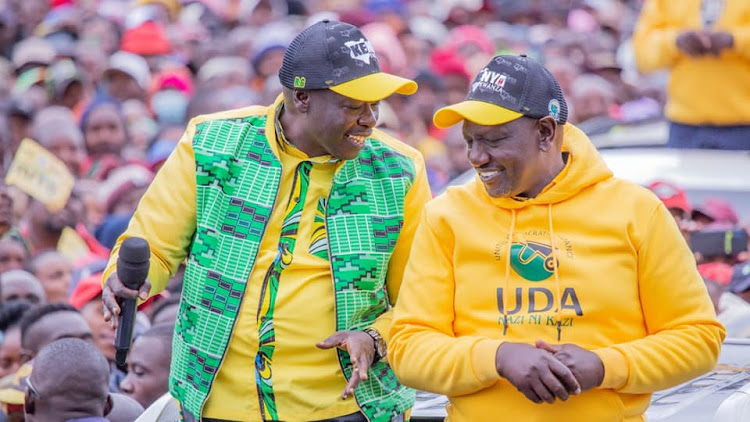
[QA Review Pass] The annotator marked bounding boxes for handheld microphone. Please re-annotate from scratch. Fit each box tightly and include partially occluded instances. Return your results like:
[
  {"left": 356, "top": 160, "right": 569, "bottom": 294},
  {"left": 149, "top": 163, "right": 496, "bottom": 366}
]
[{"left": 115, "top": 237, "right": 150, "bottom": 370}]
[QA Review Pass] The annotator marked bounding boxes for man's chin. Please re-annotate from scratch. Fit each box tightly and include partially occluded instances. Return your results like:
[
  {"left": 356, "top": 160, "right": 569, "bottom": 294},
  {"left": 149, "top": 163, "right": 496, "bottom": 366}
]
[
  {"left": 333, "top": 149, "right": 361, "bottom": 161},
  {"left": 483, "top": 183, "right": 512, "bottom": 199}
]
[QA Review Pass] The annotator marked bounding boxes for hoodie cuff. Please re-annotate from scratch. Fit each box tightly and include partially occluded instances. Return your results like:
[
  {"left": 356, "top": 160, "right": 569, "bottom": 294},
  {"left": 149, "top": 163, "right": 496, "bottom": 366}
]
[
  {"left": 471, "top": 339, "right": 503, "bottom": 385},
  {"left": 592, "top": 347, "right": 629, "bottom": 390}
]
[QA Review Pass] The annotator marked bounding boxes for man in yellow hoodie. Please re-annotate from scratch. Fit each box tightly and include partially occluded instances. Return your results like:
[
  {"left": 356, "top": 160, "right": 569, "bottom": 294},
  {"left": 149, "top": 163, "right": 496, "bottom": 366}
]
[
  {"left": 633, "top": 0, "right": 750, "bottom": 149},
  {"left": 389, "top": 55, "right": 726, "bottom": 421}
]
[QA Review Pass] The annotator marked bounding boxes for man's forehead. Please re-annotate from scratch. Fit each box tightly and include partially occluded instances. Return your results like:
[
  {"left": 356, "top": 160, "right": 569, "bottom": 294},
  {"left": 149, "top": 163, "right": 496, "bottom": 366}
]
[
  {"left": 462, "top": 120, "right": 512, "bottom": 137},
  {"left": 465, "top": 116, "right": 536, "bottom": 136}
]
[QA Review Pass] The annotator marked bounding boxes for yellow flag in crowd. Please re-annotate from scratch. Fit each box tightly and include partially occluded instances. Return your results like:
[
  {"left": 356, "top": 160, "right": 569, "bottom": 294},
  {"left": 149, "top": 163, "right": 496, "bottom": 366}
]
[
  {"left": 4, "top": 138, "right": 75, "bottom": 212},
  {"left": 57, "top": 226, "right": 90, "bottom": 262}
]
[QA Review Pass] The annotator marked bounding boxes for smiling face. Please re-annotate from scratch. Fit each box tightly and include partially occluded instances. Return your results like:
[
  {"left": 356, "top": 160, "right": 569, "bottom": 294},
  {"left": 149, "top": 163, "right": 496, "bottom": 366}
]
[
  {"left": 463, "top": 117, "right": 556, "bottom": 198},
  {"left": 294, "top": 89, "right": 379, "bottom": 161}
]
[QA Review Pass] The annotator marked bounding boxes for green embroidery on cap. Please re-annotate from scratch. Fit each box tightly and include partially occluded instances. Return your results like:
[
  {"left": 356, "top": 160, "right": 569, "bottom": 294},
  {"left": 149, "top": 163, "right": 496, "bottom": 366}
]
[{"left": 294, "top": 76, "right": 306, "bottom": 88}]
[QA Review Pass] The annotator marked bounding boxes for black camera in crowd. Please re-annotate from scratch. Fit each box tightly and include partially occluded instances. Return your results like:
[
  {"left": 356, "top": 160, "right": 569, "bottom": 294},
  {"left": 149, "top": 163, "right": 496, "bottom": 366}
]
[{"left": 690, "top": 228, "right": 749, "bottom": 258}]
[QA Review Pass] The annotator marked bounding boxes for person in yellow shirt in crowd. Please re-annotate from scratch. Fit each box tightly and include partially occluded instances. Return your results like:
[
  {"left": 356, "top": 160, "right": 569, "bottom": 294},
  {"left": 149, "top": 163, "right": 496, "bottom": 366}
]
[
  {"left": 389, "top": 55, "right": 726, "bottom": 421},
  {"left": 633, "top": 0, "right": 750, "bottom": 149},
  {"left": 101, "top": 20, "right": 431, "bottom": 422}
]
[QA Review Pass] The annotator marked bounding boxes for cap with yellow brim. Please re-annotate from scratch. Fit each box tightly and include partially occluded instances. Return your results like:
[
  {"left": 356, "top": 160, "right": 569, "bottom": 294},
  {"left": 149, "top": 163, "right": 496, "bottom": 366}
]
[
  {"left": 432, "top": 54, "right": 569, "bottom": 130},
  {"left": 279, "top": 20, "right": 419, "bottom": 102},
  {"left": 433, "top": 100, "right": 523, "bottom": 129},
  {"left": 330, "top": 72, "right": 418, "bottom": 102}
]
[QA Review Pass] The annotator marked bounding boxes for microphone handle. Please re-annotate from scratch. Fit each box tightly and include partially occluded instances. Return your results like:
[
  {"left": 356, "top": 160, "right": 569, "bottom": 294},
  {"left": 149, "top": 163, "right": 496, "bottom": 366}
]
[{"left": 115, "top": 297, "right": 138, "bottom": 370}]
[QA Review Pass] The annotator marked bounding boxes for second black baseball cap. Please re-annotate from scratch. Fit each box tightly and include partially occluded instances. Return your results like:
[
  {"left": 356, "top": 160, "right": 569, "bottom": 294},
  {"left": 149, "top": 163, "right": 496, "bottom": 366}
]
[
  {"left": 433, "top": 55, "right": 568, "bottom": 128},
  {"left": 278, "top": 20, "right": 417, "bottom": 102}
]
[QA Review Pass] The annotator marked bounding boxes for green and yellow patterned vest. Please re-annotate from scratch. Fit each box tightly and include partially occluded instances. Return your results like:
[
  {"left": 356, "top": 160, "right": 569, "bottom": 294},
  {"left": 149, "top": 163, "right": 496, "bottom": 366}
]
[{"left": 170, "top": 113, "right": 416, "bottom": 422}]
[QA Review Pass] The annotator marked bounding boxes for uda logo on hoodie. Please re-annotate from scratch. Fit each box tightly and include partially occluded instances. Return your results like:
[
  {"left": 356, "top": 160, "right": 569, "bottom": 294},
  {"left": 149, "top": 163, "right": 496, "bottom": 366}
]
[{"left": 510, "top": 241, "right": 557, "bottom": 281}]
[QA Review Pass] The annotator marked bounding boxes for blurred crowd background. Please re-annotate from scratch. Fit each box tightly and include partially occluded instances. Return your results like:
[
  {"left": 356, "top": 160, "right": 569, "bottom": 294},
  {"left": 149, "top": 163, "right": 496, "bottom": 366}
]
[{"left": 0, "top": 0, "right": 747, "bottom": 420}]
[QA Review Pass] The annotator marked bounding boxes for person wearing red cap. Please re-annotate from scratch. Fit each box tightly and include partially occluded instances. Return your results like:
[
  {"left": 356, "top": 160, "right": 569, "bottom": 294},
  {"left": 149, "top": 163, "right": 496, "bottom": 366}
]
[
  {"left": 70, "top": 274, "right": 117, "bottom": 374},
  {"left": 692, "top": 198, "right": 740, "bottom": 229},
  {"left": 120, "top": 22, "right": 171, "bottom": 64},
  {"left": 647, "top": 180, "right": 693, "bottom": 240},
  {"left": 70, "top": 273, "right": 150, "bottom": 394}
]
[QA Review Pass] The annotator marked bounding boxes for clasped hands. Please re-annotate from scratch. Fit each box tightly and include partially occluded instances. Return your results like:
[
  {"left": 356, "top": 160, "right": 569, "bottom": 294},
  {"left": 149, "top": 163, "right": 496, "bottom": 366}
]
[
  {"left": 676, "top": 30, "right": 734, "bottom": 57},
  {"left": 495, "top": 340, "right": 604, "bottom": 405}
]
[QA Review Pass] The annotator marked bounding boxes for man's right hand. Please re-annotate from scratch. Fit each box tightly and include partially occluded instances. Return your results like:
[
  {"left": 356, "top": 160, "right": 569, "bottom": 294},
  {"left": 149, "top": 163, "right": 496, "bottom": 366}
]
[
  {"left": 676, "top": 30, "right": 712, "bottom": 57},
  {"left": 495, "top": 342, "right": 581, "bottom": 404},
  {"left": 102, "top": 273, "right": 151, "bottom": 329}
]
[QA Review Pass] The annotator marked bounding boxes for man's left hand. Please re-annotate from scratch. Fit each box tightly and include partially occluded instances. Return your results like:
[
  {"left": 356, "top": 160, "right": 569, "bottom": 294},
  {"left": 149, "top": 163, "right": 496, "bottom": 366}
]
[
  {"left": 317, "top": 331, "right": 375, "bottom": 399},
  {"left": 536, "top": 340, "right": 605, "bottom": 392}
]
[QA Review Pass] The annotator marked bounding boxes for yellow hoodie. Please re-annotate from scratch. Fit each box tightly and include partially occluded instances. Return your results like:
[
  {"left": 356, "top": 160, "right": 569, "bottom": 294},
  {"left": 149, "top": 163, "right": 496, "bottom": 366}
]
[
  {"left": 389, "top": 125, "right": 725, "bottom": 422},
  {"left": 633, "top": 0, "right": 750, "bottom": 125}
]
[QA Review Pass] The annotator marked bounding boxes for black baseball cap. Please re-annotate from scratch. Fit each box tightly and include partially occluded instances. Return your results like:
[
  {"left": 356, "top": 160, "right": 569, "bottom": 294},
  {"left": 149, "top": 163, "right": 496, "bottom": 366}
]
[
  {"left": 433, "top": 54, "right": 568, "bottom": 128},
  {"left": 278, "top": 19, "right": 417, "bottom": 102}
]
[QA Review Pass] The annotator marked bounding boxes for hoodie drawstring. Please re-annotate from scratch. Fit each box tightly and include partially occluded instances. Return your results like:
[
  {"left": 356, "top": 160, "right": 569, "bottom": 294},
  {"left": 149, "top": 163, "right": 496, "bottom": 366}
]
[
  {"left": 548, "top": 203, "right": 563, "bottom": 341},
  {"left": 502, "top": 209, "right": 517, "bottom": 336}
]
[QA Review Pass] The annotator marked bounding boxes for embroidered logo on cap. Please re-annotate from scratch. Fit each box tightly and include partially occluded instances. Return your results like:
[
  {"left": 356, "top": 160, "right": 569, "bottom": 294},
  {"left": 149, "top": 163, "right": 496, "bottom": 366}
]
[
  {"left": 548, "top": 99, "right": 560, "bottom": 120},
  {"left": 344, "top": 38, "right": 376, "bottom": 65},
  {"left": 294, "top": 76, "right": 306, "bottom": 88}
]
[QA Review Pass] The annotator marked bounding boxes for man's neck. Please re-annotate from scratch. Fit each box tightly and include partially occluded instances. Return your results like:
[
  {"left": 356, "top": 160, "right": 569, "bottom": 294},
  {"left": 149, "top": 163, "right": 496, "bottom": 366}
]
[
  {"left": 523, "top": 154, "right": 567, "bottom": 199},
  {"left": 278, "top": 104, "right": 319, "bottom": 157}
]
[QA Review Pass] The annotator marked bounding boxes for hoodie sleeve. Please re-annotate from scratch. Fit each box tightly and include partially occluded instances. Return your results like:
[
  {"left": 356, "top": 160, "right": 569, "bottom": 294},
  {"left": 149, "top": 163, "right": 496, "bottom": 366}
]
[
  {"left": 730, "top": 18, "right": 750, "bottom": 61},
  {"left": 593, "top": 203, "right": 726, "bottom": 393},
  {"left": 102, "top": 120, "right": 198, "bottom": 295},
  {"left": 632, "top": 0, "right": 683, "bottom": 73},
  {"left": 369, "top": 152, "right": 433, "bottom": 343},
  {"left": 389, "top": 207, "right": 503, "bottom": 396}
]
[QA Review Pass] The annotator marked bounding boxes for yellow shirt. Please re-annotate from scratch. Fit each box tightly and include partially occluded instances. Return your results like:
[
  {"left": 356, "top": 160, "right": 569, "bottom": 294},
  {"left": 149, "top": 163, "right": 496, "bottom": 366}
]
[{"left": 203, "top": 135, "right": 359, "bottom": 421}]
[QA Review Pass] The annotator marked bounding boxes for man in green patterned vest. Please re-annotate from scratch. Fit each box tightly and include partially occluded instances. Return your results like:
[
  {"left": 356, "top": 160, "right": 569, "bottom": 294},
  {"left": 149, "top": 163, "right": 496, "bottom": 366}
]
[{"left": 101, "top": 20, "right": 432, "bottom": 422}]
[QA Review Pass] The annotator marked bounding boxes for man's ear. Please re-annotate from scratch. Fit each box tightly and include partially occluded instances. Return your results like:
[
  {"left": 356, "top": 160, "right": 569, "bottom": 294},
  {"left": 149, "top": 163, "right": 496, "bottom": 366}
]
[
  {"left": 292, "top": 89, "right": 311, "bottom": 113},
  {"left": 537, "top": 116, "right": 558, "bottom": 152},
  {"left": 103, "top": 394, "right": 113, "bottom": 416}
]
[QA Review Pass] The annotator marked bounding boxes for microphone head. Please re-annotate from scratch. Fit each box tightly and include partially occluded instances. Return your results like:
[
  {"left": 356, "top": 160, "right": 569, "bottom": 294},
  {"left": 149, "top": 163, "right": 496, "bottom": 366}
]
[
  {"left": 119, "top": 237, "right": 151, "bottom": 264},
  {"left": 117, "top": 237, "right": 150, "bottom": 290}
]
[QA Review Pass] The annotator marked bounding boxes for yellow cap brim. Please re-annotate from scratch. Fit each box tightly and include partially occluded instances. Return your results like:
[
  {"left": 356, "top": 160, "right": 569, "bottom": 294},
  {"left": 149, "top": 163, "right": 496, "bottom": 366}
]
[
  {"left": 0, "top": 388, "right": 23, "bottom": 405},
  {"left": 330, "top": 72, "right": 418, "bottom": 102},
  {"left": 433, "top": 100, "right": 523, "bottom": 129}
]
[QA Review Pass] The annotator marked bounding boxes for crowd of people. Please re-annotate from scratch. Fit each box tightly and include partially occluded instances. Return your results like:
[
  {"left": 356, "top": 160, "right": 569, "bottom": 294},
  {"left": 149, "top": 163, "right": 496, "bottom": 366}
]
[
  {"left": 0, "top": 0, "right": 746, "bottom": 421},
  {"left": 0, "top": 0, "right": 671, "bottom": 196}
]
